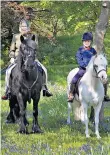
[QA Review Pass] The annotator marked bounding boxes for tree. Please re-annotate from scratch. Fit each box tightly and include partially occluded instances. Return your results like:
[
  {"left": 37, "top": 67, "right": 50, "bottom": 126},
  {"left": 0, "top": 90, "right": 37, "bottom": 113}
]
[
  {"left": 93, "top": 1, "right": 110, "bottom": 53},
  {"left": 90, "top": 1, "right": 110, "bottom": 122}
]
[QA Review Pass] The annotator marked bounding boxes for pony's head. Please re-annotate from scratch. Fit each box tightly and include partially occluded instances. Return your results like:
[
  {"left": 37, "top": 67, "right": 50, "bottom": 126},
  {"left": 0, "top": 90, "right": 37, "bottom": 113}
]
[
  {"left": 93, "top": 53, "right": 108, "bottom": 84},
  {"left": 19, "top": 35, "right": 37, "bottom": 72}
]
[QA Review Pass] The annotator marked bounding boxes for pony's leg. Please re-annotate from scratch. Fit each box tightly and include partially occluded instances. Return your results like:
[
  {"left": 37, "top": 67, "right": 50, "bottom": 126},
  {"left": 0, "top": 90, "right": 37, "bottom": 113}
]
[
  {"left": 17, "top": 93, "right": 27, "bottom": 133},
  {"left": 94, "top": 103, "right": 102, "bottom": 139},
  {"left": 67, "top": 102, "right": 72, "bottom": 124},
  {"left": 13, "top": 103, "right": 20, "bottom": 120},
  {"left": 6, "top": 97, "right": 15, "bottom": 123},
  {"left": 32, "top": 95, "right": 43, "bottom": 133},
  {"left": 83, "top": 103, "right": 90, "bottom": 138},
  {"left": 23, "top": 102, "right": 29, "bottom": 126},
  {"left": 67, "top": 84, "right": 73, "bottom": 124}
]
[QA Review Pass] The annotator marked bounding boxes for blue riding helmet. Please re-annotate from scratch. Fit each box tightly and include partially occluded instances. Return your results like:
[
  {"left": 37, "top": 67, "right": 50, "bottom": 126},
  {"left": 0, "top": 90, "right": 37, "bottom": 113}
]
[{"left": 82, "top": 32, "right": 93, "bottom": 41}]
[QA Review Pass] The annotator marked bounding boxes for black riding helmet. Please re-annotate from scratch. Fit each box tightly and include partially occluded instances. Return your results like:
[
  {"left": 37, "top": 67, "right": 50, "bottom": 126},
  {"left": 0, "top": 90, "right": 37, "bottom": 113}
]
[{"left": 82, "top": 32, "right": 93, "bottom": 41}]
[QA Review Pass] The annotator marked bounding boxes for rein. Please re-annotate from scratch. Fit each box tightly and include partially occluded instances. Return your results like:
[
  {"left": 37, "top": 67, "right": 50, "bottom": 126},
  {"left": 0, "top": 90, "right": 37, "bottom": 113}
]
[{"left": 93, "top": 56, "right": 107, "bottom": 78}]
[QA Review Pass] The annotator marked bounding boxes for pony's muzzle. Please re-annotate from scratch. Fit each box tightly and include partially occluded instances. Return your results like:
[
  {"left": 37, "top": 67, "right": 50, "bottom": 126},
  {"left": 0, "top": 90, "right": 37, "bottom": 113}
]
[
  {"left": 98, "top": 70, "right": 107, "bottom": 84},
  {"left": 102, "top": 77, "right": 108, "bottom": 84},
  {"left": 100, "top": 75, "right": 108, "bottom": 84}
]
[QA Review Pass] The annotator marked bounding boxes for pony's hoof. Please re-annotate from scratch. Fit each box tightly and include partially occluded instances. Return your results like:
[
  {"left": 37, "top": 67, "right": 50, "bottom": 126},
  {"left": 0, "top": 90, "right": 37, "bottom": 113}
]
[
  {"left": 96, "top": 135, "right": 101, "bottom": 139},
  {"left": 17, "top": 129, "right": 29, "bottom": 134},
  {"left": 67, "top": 120, "right": 71, "bottom": 125},
  {"left": 5, "top": 119, "right": 15, "bottom": 124},
  {"left": 32, "top": 128, "right": 43, "bottom": 134},
  {"left": 24, "top": 120, "right": 29, "bottom": 126},
  {"left": 86, "top": 135, "right": 90, "bottom": 138}
]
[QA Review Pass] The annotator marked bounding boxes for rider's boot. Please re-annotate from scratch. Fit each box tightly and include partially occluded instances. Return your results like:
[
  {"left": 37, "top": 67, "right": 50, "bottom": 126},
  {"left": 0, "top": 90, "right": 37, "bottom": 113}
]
[
  {"left": 1, "top": 87, "right": 10, "bottom": 100},
  {"left": 67, "top": 83, "right": 75, "bottom": 102},
  {"left": 43, "top": 85, "right": 53, "bottom": 97},
  {"left": 104, "top": 95, "right": 110, "bottom": 102},
  {"left": 1, "top": 94, "right": 8, "bottom": 100}
]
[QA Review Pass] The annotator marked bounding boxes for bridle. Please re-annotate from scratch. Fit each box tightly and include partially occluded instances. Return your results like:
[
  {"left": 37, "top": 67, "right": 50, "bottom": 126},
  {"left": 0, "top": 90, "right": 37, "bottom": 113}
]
[
  {"left": 93, "top": 57, "right": 107, "bottom": 78},
  {"left": 20, "top": 44, "right": 36, "bottom": 70},
  {"left": 19, "top": 44, "right": 38, "bottom": 103},
  {"left": 21, "top": 46, "right": 36, "bottom": 61}
]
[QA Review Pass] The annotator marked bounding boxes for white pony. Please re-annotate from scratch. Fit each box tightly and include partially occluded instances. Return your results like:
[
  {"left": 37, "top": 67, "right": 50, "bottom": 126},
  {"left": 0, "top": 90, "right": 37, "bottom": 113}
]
[{"left": 67, "top": 54, "right": 107, "bottom": 138}]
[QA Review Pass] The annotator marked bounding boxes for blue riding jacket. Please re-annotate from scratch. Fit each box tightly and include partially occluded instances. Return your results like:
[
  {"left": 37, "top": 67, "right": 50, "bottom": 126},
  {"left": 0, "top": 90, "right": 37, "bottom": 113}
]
[{"left": 76, "top": 46, "right": 96, "bottom": 69}]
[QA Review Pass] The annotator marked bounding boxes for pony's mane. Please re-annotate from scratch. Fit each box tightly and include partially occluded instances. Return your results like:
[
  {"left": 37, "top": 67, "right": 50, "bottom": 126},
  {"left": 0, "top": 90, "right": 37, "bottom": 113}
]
[
  {"left": 86, "top": 55, "right": 96, "bottom": 70},
  {"left": 97, "top": 53, "right": 107, "bottom": 65},
  {"left": 17, "top": 46, "right": 24, "bottom": 71},
  {"left": 86, "top": 53, "right": 107, "bottom": 71}
]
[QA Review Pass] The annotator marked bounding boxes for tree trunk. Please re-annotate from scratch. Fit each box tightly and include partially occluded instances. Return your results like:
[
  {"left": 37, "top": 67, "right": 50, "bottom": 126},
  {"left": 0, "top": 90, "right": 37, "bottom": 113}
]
[
  {"left": 93, "top": 1, "right": 110, "bottom": 53},
  {"left": 91, "top": 1, "right": 110, "bottom": 122}
]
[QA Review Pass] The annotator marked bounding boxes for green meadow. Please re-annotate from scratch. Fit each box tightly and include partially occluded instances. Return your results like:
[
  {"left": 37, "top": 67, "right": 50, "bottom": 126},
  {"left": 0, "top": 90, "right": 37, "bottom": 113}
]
[{"left": 1, "top": 82, "right": 110, "bottom": 155}]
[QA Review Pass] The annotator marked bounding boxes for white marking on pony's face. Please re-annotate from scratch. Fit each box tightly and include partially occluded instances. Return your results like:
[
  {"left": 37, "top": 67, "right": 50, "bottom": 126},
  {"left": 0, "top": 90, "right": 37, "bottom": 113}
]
[
  {"left": 94, "top": 54, "right": 108, "bottom": 84},
  {"left": 94, "top": 54, "right": 107, "bottom": 67}
]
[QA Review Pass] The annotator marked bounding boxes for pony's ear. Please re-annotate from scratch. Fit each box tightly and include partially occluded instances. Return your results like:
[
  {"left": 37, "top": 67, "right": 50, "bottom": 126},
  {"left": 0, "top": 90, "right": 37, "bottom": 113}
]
[
  {"left": 20, "top": 35, "right": 24, "bottom": 43},
  {"left": 31, "top": 35, "right": 35, "bottom": 41}
]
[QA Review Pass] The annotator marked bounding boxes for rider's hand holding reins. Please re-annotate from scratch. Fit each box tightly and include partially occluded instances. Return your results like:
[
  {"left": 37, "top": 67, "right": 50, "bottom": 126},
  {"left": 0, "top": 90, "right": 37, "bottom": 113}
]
[{"left": 10, "top": 58, "right": 15, "bottom": 64}]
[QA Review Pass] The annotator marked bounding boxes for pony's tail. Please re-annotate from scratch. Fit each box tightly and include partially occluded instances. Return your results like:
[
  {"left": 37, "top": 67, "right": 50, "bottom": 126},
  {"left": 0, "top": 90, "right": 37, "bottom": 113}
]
[{"left": 72, "top": 100, "right": 84, "bottom": 122}]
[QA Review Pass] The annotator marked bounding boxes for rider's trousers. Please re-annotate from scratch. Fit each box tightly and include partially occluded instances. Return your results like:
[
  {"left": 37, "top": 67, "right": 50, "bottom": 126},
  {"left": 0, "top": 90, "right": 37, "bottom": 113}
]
[{"left": 71, "top": 67, "right": 86, "bottom": 84}]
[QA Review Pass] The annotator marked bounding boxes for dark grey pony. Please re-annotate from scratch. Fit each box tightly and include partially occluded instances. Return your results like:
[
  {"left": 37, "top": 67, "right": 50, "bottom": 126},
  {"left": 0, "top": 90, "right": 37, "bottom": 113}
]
[{"left": 7, "top": 35, "right": 44, "bottom": 134}]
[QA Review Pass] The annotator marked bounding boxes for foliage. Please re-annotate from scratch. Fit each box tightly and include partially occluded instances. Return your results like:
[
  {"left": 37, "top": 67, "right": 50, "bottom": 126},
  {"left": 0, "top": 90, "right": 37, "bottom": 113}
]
[
  {"left": 22, "top": 1, "right": 101, "bottom": 36},
  {"left": 1, "top": 1, "right": 102, "bottom": 38},
  {"left": 2, "top": 1, "right": 109, "bottom": 68}
]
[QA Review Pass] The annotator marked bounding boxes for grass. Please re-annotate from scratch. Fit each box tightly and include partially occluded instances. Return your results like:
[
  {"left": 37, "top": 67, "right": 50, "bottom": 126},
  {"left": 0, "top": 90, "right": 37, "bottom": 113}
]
[{"left": 1, "top": 80, "right": 110, "bottom": 155}]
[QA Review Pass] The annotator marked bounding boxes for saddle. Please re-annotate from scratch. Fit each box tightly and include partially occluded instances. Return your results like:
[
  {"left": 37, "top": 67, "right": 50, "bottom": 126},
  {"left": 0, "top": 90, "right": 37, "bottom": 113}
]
[
  {"left": 36, "top": 63, "right": 43, "bottom": 74},
  {"left": 74, "top": 77, "right": 82, "bottom": 97}
]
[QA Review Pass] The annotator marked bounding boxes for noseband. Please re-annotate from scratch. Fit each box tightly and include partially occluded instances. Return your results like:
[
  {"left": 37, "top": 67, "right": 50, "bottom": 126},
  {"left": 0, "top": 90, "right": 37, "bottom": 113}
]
[
  {"left": 93, "top": 64, "right": 107, "bottom": 78},
  {"left": 22, "top": 49, "right": 35, "bottom": 61}
]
